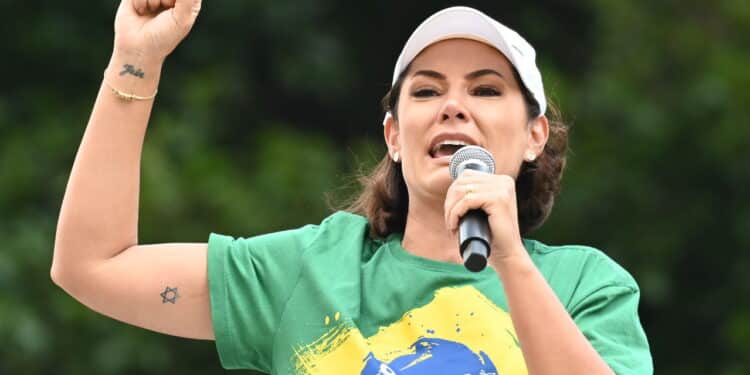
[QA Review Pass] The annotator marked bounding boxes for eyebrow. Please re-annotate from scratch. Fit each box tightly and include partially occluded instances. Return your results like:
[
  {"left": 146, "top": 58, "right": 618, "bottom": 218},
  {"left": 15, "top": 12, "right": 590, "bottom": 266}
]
[{"left": 411, "top": 69, "right": 506, "bottom": 81}]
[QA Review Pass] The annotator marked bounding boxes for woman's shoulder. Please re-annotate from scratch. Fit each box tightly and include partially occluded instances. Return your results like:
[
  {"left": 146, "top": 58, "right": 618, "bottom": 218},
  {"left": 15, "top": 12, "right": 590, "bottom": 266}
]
[
  {"left": 312, "top": 210, "right": 371, "bottom": 240},
  {"left": 523, "top": 238, "right": 640, "bottom": 292},
  {"left": 296, "top": 210, "right": 382, "bottom": 256},
  {"left": 211, "top": 211, "right": 371, "bottom": 254},
  {"left": 319, "top": 210, "right": 369, "bottom": 227}
]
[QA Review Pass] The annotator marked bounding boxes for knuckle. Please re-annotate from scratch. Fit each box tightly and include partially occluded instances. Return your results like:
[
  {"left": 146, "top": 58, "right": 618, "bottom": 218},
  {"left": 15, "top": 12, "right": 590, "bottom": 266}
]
[
  {"left": 497, "top": 190, "right": 509, "bottom": 200},
  {"left": 498, "top": 185, "right": 512, "bottom": 197},
  {"left": 501, "top": 175, "right": 515, "bottom": 185}
]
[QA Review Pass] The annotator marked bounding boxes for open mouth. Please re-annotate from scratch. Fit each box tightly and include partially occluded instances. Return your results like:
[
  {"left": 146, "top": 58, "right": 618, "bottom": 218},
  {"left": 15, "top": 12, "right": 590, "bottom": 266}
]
[{"left": 429, "top": 142, "right": 469, "bottom": 158}]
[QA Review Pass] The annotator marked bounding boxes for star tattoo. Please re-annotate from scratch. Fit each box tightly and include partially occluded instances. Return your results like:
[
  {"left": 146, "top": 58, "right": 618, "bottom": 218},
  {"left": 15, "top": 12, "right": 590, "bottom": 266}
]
[{"left": 160, "top": 286, "right": 180, "bottom": 304}]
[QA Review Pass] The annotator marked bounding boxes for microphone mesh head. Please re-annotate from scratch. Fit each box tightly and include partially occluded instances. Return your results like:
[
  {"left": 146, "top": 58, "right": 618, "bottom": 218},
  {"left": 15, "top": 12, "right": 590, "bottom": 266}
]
[{"left": 449, "top": 146, "right": 496, "bottom": 180}]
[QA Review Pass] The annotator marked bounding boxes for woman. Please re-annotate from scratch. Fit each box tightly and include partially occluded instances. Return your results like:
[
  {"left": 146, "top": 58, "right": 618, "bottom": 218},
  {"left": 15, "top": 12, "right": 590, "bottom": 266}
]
[{"left": 51, "top": 0, "right": 652, "bottom": 374}]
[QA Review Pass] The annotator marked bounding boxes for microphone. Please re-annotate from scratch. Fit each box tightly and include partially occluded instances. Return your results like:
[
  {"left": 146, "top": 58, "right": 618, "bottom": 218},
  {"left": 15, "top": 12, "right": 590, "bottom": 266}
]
[{"left": 449, "top": 146, "right": 496, "bottom": 272}]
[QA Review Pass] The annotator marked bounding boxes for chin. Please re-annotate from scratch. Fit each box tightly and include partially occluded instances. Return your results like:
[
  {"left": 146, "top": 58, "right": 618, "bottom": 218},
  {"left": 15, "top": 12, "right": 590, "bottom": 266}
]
[
  {"left": 404, "top": 157, "right": 453, "bottom": 200},
  {"left": 425, "top": 170, "right": 452, "bottom": 196}
]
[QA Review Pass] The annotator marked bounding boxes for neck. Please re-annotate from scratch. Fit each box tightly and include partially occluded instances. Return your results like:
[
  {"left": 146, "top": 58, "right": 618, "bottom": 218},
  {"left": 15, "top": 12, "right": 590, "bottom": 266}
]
[{"left": 401, "top": 195, "right": 463, "bottom": 264}]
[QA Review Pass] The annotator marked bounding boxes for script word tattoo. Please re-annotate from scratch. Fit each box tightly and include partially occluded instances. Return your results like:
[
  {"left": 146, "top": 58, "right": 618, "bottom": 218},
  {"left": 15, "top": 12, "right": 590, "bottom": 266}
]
[
  {"left": 160, "top": 286, "right": 180, "bottom": 304},
  {"left": 120, "top": 64, "right": 145, "bottom": 78}
]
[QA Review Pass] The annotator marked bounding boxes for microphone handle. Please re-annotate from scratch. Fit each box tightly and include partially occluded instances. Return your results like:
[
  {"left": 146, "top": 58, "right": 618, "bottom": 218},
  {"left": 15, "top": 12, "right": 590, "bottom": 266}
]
[{"left": 459, "top": 209, "right": 491, "bottom": 272}]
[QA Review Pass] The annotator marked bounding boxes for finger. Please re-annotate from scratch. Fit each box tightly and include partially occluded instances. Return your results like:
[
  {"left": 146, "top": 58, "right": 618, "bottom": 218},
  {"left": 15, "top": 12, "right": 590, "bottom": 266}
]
[
  {"left": 161, "top": 0, "right": 176, "bottom": 7},
  {"left": 447, "top": 190, "right": 488, "bottom": 231},
  {"left": 453, "top": 170, "right": 495, "bottom": 187},
  {"left": 444, "top": 173, "right": 514, "bottom": 229},
  {"left": 445, "top": 182, "right": 483, "bottom": 231},
  {"left": 444, "top": 175, "right": 489, "bottom": 224},
  {"left": 444, "top": 179, "right": 473, "bottom": 228},
  {"left": 447, "top": 181, "right": 477, "bottom": 220},
  {"left": 172, "top": 0, "right": 202, "bottom": 27},
  {"left": 448, "top": 184, "right": 478, "bottom": 230},
  {"left": 449, "top": 183, "right": 516, "bottom": 230},
  {"left": 132, "top": 0, "right": 148, "bottom": 15},
  {"left": 455, "top": 168, "right": 489, "bottom": 180},
  {"left": 457, "top": 173, "right": 516, "bottom": 195},
  {"left": 147, "top": 0, "right": 161, "bottom": 12}
]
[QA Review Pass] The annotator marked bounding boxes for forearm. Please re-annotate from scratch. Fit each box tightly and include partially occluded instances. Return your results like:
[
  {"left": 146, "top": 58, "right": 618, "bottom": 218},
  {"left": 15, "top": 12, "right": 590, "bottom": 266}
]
[
  {"left": 52, "top": 51, "right": 163, "bottom": 278},
  {"left": 493, "top": 247, "right": 614, "bottom": 375}
]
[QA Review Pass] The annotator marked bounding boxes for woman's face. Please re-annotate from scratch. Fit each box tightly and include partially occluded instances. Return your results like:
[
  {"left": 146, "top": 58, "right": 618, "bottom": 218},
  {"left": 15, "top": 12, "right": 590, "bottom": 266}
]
[{"left": 385, "top": 38, "right": 548, "bottom": 203}]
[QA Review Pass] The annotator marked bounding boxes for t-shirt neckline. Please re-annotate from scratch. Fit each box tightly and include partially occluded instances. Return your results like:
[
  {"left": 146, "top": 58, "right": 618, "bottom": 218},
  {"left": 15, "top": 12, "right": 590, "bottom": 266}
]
[{"left": 385, "top": 232, "right": 533, "bottom": 277}]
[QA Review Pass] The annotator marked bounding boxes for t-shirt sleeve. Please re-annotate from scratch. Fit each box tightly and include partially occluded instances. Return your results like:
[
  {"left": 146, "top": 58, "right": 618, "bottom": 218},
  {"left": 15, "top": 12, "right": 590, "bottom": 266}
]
[
  {"left": 567, "top": 252, "right": 653, "bottom": 375},
  {"left": 207, "top": 224, "right": 320, "bottom": 371}
]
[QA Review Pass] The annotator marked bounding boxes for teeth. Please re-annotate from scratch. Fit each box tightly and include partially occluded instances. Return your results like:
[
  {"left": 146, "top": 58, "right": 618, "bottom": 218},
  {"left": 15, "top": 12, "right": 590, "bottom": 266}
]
[
  {"left": 431, "top": 140, "right": 471, "bottom": 155},
  {"left": 440, "top": 140, "right": 469, "bottom": 146}
]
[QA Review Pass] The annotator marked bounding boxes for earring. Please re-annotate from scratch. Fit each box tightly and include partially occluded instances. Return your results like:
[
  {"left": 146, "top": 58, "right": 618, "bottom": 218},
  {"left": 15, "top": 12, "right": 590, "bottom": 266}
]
[
  {"left": 525, "top": 151, "right": 536, "bottom": 162},
  {"left": 393, "top": 151, "right": 400, "bottom": 163}
]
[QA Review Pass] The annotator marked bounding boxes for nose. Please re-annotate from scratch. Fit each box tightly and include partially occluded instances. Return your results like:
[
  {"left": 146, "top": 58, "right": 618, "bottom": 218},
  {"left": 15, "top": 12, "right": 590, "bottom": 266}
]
[{"left": 439, "top": 99, "right": 469, "bottom": 123}]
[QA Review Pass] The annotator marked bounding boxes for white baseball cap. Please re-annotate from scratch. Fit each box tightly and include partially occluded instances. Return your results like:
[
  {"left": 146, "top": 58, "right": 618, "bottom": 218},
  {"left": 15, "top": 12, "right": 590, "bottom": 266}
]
[{"left": 384, "top": 6, "right": 546, "bottom": 124}]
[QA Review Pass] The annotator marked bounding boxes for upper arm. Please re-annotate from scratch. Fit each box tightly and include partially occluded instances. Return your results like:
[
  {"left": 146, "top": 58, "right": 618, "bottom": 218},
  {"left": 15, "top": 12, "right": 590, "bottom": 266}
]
[
  {"left": 57, "top": 243, "right": 215, "bottom": 340},
  {"left": 563, "top": 249, "right": 653, "bottom": 374},
  {"left": 570, "top": 285, "right": 652, "bottom": 375}
]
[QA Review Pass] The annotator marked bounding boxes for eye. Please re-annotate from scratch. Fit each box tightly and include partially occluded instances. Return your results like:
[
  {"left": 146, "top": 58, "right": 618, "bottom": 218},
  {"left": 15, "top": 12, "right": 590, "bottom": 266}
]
[
  {"left": 412, "top": 88, "right": 440, "bottom": 98},
  {"left": 472, "top": 86, "right": 501, "bottom": 97}
]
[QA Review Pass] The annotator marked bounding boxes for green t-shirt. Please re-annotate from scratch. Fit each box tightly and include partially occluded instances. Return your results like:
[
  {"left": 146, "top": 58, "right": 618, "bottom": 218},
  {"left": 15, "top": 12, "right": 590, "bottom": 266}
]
[{"left": 207, "top": 211, "right": 652, "bottom": 374}]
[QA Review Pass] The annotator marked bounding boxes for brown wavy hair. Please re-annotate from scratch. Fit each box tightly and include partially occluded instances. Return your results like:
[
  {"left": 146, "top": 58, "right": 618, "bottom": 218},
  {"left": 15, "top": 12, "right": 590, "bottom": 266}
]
[{"left": 343, "top": 63, "right": 569, "bottom": 239}]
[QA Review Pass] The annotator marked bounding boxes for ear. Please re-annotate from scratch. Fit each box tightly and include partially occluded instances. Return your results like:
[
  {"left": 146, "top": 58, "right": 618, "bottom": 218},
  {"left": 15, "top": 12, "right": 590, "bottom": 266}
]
[
  {"left": 383, "top": 113, "right": 400, "bottom": 157},
  {"left": 526, "top": 115, "right": 550, "bottom": 158}
]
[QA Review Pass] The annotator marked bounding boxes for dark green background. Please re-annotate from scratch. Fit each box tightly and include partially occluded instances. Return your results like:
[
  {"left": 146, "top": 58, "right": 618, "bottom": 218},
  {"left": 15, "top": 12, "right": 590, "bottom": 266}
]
[{"left": 1, "top": 0, "right": 748, "bottom": 374}]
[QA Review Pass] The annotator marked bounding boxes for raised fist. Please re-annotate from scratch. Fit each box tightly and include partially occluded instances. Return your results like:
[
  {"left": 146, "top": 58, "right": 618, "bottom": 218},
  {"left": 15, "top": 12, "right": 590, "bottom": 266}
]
[{"left": 113, "top": 0, "right": 202, "bottom": 61}]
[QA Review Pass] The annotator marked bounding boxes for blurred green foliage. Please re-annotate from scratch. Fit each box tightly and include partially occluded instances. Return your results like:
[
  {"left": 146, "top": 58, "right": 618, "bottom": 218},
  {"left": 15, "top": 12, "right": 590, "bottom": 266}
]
[{"left": 1, "top": 0, "right": 748, "bottom": 374}]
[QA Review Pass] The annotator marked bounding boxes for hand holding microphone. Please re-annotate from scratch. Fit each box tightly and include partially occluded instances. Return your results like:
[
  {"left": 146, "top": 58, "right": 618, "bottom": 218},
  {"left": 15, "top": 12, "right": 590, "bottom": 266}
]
[{"left": 445, "top": 146, "right": 526, "bottom": 272}]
